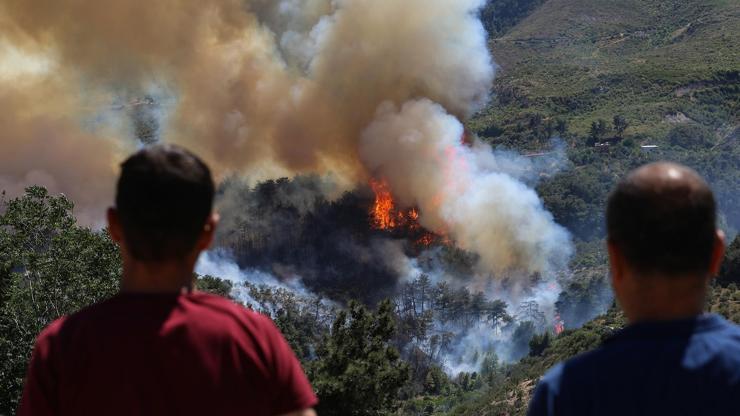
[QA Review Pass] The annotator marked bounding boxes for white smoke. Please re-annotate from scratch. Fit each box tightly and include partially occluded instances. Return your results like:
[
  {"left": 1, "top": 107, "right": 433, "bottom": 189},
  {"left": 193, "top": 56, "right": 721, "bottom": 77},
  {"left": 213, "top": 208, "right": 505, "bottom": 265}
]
[
  {"left": 436, "top": 279, "right": 563, "bottom": 373},
  {"left": 361, "top": 100, "right": 572, "bottom": 276},
  {"left": 196, "top": 250, "right": 322, "bottom": 306},
  {"left": 199, "top": 246, "right": 566, "bottom": 374}
]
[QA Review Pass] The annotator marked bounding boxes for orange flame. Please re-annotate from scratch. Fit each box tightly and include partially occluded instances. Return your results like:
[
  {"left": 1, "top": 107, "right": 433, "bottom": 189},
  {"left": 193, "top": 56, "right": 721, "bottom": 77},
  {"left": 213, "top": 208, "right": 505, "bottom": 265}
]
[
  {"left": 408, "top": 208, "right": 419, "bottom": 221},
  {"left": 416, "top": 234, "right": 436, "bottom": 246},
  {"left": 554, "top": 313, "right": 565, "bottom": 335},
  {"left": 370, "top": 179, "right": 397, "bottom": 229},
  {"left": 369, "top": 178, "right": 446, "bottom": 247}
]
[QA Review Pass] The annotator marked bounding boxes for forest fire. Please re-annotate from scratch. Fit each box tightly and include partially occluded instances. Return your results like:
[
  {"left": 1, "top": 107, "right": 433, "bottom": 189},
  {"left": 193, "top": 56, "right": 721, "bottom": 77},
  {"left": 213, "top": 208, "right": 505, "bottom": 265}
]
[
  {"left": 370, "top": 179, "right": 399, "bottom": 229},
  {"left": 369, "top": 178, "right": 441, "bottom": 246},
  {"left": 554, "top": 313, "right": 565, "bottom": 335},
  {"left": 369, "top": 178, "right": 420, "bottom": 230}
]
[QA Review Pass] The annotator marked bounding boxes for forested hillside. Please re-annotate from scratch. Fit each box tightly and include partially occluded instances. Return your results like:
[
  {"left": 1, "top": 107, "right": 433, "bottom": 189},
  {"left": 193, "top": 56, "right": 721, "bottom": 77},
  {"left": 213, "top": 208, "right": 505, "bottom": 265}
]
[
  {"left": 472, "top": 0, "right": 739, "bottom": 242},
  {"left": 474, "top": 0, "right": 739, "bottom": 140}
]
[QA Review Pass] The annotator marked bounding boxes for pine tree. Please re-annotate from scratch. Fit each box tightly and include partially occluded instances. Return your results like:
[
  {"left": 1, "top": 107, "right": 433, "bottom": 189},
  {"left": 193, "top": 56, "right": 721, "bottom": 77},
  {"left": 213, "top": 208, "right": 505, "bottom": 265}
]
[
  {"left": 308, "top": 300, "right": 410, "bottom": 416},
  {"left": 613, "top": 115, "right": 629, "bottom": 138}
]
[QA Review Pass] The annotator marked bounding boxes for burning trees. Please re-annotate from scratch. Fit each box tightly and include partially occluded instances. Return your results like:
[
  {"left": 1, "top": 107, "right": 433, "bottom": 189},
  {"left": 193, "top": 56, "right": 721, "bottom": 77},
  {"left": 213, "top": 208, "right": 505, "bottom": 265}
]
[{"left": 369, "top": 178, "right": 445, "bottom": 247}]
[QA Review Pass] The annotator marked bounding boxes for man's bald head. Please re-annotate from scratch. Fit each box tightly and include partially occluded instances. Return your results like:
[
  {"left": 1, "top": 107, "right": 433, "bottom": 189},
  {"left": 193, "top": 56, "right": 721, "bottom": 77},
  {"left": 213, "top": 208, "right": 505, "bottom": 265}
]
[{"left": 607, "top": 162, "right": 717, "bottom": 277}]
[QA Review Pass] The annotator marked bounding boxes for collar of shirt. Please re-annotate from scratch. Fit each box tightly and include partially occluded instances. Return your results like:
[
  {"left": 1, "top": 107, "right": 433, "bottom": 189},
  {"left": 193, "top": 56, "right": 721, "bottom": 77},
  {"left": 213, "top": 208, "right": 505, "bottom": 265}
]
[{"left": 604, "top": 313, "right": 726, "bottom": 344}]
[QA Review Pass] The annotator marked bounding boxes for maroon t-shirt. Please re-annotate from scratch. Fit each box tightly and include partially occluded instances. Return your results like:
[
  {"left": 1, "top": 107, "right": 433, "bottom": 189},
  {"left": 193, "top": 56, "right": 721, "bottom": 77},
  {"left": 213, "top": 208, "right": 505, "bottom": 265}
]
[{"left": 18, "top": 292, "right": 317, "bottom": 416}]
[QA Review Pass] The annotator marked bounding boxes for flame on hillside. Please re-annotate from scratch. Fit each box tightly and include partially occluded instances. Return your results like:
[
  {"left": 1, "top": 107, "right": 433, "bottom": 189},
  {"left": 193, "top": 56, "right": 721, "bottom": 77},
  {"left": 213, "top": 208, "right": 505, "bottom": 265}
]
[
  {"left": 554, "top": 313, "right": 565, "bottom": 335},
  {"left": 370, "top": 179, "right": 423, "bottom": 230},
  {"left": 370, "top": 179, "right": 399, "bottom": 229},
  {"left": 370, "top": 178, "right": 444, "bottom": 246}
]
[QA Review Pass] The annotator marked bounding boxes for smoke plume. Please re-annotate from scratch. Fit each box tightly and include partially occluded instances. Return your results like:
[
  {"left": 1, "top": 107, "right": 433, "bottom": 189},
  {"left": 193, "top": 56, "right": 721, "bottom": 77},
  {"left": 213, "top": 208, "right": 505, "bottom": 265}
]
[
  {"left": 0, "top": 0, "right": 571, "bottom": 275},
  {"left": 360, "top": 100, "right": 571, "bottom": 275}
]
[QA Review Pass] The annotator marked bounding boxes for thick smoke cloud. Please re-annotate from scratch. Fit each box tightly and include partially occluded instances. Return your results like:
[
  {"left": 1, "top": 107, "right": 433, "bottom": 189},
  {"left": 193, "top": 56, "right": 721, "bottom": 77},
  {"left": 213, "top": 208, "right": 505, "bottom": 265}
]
[
  {"left": 0, "top": 0, "right": 491, "bottom": 179},
  {"left": 0, "top": 0, "right": 571, "bottom": 275},
  {"left": 360, "top": 100, "right": 572, "bottom": 275},
  {"left": 0, "top": 74, "right": 128, "bottom": 223}
]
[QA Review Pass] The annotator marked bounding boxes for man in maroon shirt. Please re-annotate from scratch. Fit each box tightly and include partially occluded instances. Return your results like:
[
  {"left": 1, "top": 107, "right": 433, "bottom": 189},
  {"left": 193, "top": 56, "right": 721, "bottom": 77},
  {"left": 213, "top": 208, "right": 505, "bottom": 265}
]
[{"left": 19, "top": 145, "right": 318, "bottom": 416}]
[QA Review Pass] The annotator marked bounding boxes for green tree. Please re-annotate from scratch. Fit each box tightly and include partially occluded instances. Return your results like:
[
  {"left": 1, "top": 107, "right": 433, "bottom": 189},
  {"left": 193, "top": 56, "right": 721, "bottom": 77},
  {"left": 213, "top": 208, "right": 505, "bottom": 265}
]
[
  {"left": 667, "top": 124, "right": 715, "bottom": 149},
  {"left": 195, "top": 275, "right": 233, "bottom": 298},
  {"left": 555, "top": 118, "right": 568, "bottom": 136},
  {"left": 613, "top": 115, "right": 629, "bottom": 138},
  {"left": 308, "top": 300, "right": 410, "bottom": 416},
  {"left": 528, "top": 332, "right": 551, "bottom": 357},
  {"left": 479, "top": 0, "right": 547, "bottom": 37},
  {"left": 245, "top": 282, "right": 332, "bottom": 362},
  {"left": 718, "top": 236, "right": 740, "bottom": 286},
  {"left": 423, "top": 365, "right": 449, "bottom": 395},
  {"left": 543, "top": 118, "right": 556, "bottom": 139},
  {"left": 509, "top": 321, "right": 536, "bottom": 360},
  {"left": 486, "top": 299, "right": 513, "bottom": 331},
  {"left": 480, "top": 352, "right": 503, "bottom": 386},
  {"left": 589, "top": 119, "right": 610, "bottom": 143},
  {"left": 0, "top": 187, "right": 121, "bottom": 413}
]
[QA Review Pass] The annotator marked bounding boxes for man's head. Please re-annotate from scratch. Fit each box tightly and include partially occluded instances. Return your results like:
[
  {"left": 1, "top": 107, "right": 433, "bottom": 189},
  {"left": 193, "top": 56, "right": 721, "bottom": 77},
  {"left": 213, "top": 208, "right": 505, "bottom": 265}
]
[
  {"left": 606, "top": 162, "right": 725, "bottom": 321},
  {"left": 108, "top": 145, "right": 217, "bottom": 266}
]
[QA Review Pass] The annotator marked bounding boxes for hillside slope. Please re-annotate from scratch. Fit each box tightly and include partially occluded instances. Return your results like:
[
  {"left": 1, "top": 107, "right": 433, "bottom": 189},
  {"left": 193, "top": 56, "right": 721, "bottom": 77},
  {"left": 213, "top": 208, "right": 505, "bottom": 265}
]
[
  {"left": 472, "top": 0, "right": 739, "bottom": 140},
  {"left": 467, "top": 0, "right": 740, "bottom": 244}
]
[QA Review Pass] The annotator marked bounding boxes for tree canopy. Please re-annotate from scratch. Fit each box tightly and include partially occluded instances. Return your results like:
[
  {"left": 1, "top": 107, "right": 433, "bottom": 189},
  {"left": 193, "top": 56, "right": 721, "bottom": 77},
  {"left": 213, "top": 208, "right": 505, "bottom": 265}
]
[{"left": 0, "top": 187, "right": 121, "bottom": 413}]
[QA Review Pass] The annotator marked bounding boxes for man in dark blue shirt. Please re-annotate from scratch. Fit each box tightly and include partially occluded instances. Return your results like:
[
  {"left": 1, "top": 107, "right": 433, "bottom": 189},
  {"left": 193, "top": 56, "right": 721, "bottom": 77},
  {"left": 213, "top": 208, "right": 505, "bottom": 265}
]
[{"left": 528, "top": 162, "right": 740, "bottom": 416}]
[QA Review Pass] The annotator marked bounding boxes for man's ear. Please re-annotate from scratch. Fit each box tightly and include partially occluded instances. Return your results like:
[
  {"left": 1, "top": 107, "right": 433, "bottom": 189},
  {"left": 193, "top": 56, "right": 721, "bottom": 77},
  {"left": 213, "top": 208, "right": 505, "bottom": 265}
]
[
  {"left": 708, "top": 229, "right": 726, "bottom": 279},
  {"left": 107, "top": 207, "right": 124, "bottom": 244},
  {"left": 196, "top": 212, "right": 220, "bottom": 252}
]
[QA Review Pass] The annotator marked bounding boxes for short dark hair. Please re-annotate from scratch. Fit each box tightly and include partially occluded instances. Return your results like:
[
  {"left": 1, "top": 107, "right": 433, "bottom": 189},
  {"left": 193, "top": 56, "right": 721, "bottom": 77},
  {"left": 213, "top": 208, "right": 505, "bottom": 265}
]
[
  {"left": 115, "top": 144, "right": 215, "bottom": 261},
  {"left": 606, "top": 163, "right": 717, "bottom": 276}
]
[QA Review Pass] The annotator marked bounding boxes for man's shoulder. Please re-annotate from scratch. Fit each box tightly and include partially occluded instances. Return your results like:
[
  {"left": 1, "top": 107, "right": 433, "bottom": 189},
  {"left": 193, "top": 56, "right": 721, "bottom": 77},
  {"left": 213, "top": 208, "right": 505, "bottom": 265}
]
[
  {"left": 538, "top": 345, "right": 606, "bottom": 390},
  {"left": 34, "top": 296, "right": 121, "bottom": 343},
  {"left": 39, "top": 292, "right": 275, "bottom": 342},
  {"left": 539, "top": 315, "right": 740, "bottom": 390},
  {"left": 710, "top": 315, "right": 740, "bottom": 339},
  {"left": 528, "top": 349, "right": 606, "bottom": 416},
  {"left": 692, "top": 315, "right": 740, "bottom": 367},
  {"left": 186, "top": 292, "right": 270, "bottom": 322},
  {"left": 180, "top": 292, "right": 282, "bottom": 337},
  {"left": 709, "top": 316, "right": 740, "bottom": 344},
  {"left": 34, "top": 315, "right": 70, "bottom": 347}
]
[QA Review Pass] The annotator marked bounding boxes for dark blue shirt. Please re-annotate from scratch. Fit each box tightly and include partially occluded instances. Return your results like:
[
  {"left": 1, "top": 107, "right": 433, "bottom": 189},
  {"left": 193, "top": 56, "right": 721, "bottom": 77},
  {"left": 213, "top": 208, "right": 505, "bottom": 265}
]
[{"left": 528, "top": 314, "right": 740, "bottom": 416}]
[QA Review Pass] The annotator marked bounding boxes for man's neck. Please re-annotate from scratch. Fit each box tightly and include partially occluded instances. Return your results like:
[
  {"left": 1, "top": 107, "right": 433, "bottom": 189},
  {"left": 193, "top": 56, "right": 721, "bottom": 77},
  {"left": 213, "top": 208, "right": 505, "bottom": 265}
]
[
  {"left": 120, "top": 258, "right": 195, "bottom": 294},
  {"left": 624, "top": 274, "right": 709, "bottom": 324}
]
